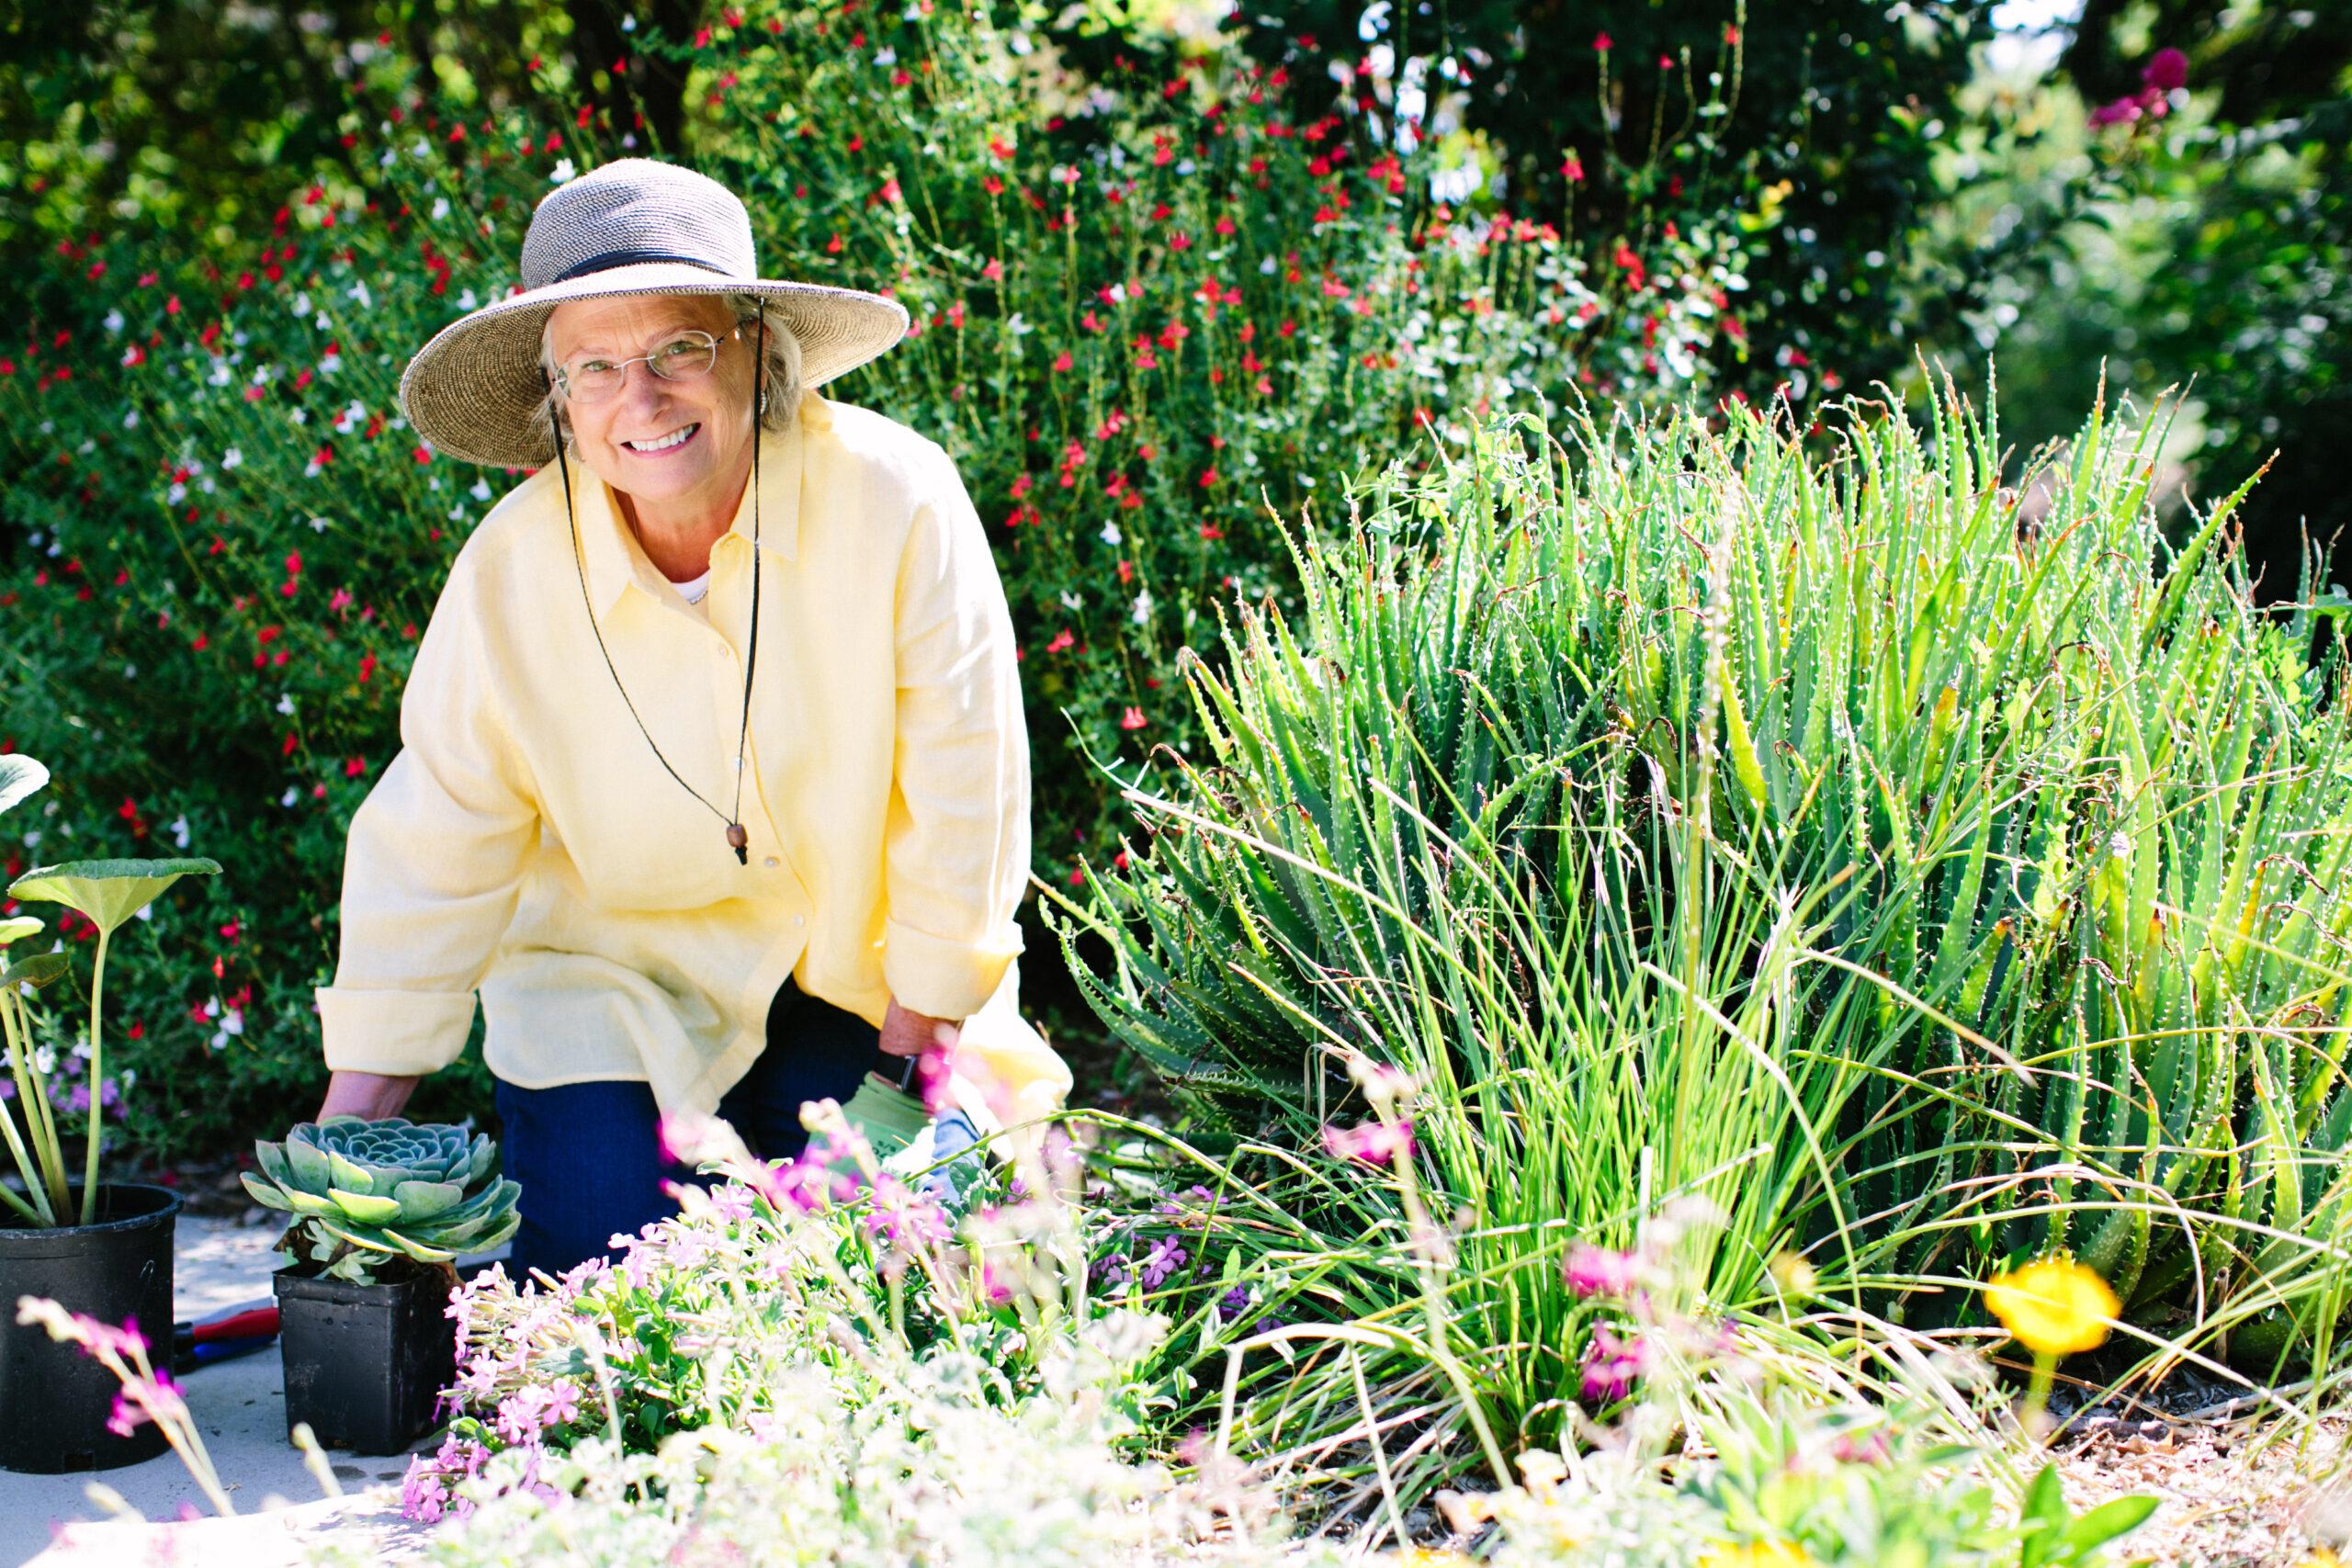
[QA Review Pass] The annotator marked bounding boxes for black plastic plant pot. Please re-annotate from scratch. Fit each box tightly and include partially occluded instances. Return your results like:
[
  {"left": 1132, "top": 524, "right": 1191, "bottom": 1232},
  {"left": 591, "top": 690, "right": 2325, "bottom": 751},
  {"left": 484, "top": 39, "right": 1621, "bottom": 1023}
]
[
  {"left": 274, "top": 1265, "right": 458, "bottom": 1454},
  {"left": 0, "top": 1182, "right": 181, "bottom": 1474}
]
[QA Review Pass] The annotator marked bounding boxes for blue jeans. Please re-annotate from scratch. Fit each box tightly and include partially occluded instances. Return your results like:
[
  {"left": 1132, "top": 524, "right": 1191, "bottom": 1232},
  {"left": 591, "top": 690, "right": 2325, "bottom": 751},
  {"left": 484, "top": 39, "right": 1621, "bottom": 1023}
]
[{"left": 494, "top": 975, "right": 888, "bottom": 1281}]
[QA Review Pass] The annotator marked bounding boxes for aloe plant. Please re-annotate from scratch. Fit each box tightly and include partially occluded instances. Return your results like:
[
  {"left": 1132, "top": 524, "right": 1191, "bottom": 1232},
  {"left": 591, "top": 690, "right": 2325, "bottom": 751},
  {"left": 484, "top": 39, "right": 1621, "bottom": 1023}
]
[
  {"left": 1, "top": 758, "right": 220, "bottom": 1226},
  {"left": 1046, "top": 378, "right": 2352, "bottom": 1508},
  {"left": 243, "top": 1115, "right": 520, "bottom": 1283}
]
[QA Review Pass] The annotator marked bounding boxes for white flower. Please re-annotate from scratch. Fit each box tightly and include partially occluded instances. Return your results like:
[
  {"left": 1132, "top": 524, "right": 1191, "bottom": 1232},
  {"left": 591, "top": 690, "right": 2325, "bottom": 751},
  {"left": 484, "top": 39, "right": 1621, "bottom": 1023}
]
[
  {"left": 1107, "top": 282, "right": 1127, "bottom": 304},
  {"left": 469, "top": 478, "right": 493, "bottom": 501},
  {"left": 277, "top": 693, "right": 296, "bottom": 716},
  {"left": 431, "top": 196, "right": 450, "bottom": 221},
  {"left": 124, "top": 409, "right": 141, "bottom": 429},
  {"left": 133, "top": 899, "right": 151, "bottom": 921},
  {"left": 549, "top": 158, "right": 577, "bottom": 184},
  {"left": 411, "top": 137, "right": 430, "bottom": 159},
  {"left": 457, "top": 288, "right": 479, "bottom": 310},
  {"left": 1099, "top": 521, "right": 1122, "bottom": 546},
  {"left": 347, "top": 280, "right": 372, "bottom": 309},
  {"left": 320, "top": 349, "right": 342, "bottom": 374},
  {"left": 1131, "top": 589, "right": 1154, "bottom": 626},
  {"left": 292, "top": 291, "right": 312, "bottom": 315},
  {"left": 103, "top": 309, "right": 124, "bottom": 334},
  {"left": 280, "top": 786, "right": 300, "bottom": 807},
  {"left": 304, "top": 452, "right": 325, "bottom": 477},
  {"left": 208, "top": 360, "right": 232, "bottom": 387},
  {"left": 309, "top": 517, "right": 329, "bottom": 533},
  {"left": 290, "top": 408, "right": 307, "bottom": 424},
  {"left": 169, "top": 815, "right": 190, "bottom": 849},
  {"left": 1059, "top": 590, "right": 1082, "bottom": 612},
  {"left": 221, "top": 446, "right": 243, "bottom": 469},
  {"left": 1260, "top": 254, "right": 1278, "bottom": 275},
  {"left": 875, "top": 46, "right": 897, "bottom": 65},
  {"left": 621, "top": 12, "right": 635, "bottom": 28}
]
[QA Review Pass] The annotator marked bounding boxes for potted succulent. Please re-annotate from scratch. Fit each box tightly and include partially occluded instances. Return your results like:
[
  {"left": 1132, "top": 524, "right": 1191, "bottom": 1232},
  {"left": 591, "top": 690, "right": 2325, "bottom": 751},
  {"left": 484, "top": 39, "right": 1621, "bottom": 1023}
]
[
  {"left": 0, "top": 754, "right": 221, "bottom": 1472},
  {"left": 243, "top": 1115, "right": 520, "bottom": 1453}
]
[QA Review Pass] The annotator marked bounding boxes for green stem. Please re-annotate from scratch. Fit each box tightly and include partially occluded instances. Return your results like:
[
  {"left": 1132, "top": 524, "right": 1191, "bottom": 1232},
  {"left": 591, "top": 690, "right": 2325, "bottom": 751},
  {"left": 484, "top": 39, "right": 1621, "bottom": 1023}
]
[
  {"left": 4, "top": 987, "right": 68, "bottom": 1214},
  {"left": 81, "top": 927, "right": 107, "bottom": 1226}
]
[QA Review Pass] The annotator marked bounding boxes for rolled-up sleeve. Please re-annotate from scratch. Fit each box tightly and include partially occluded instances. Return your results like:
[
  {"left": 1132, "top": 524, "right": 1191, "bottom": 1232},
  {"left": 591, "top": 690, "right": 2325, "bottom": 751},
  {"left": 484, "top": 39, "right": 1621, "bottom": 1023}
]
[
  {"left": 316, "top": 550, "right": 538, "bottom": 1076},
  {"left": 879, "top": 445, "right": 1031, "bottom": 1022}
]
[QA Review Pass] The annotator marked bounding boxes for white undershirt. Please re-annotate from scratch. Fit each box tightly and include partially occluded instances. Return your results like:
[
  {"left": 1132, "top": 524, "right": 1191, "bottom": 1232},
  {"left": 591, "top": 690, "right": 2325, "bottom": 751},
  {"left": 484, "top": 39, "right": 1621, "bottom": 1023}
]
[{"left": 670, "top": 568, "right": 712, "bottom": 605}]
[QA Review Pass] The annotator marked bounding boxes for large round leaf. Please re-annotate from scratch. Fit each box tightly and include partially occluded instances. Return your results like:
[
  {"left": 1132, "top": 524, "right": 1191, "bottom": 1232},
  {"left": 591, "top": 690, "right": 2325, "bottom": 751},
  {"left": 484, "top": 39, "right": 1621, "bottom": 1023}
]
[
  {"left": 0, "top": 917, "right": 42, "bottom": 948},
  {"left": 8, "top": 858, "right": 223, "bottom": 936},
  {"left": 0, "top": 757, "right": 48, "bottom": 818},
  {"left": 241, "top": 1172, "right": 294, "bottom": 1211},
  {"left": 324, "top": 1149, "right": 377, "bottom": 1195},
  {"left": 379, "top": 1226, "right": 458, "bottom": 1264}
]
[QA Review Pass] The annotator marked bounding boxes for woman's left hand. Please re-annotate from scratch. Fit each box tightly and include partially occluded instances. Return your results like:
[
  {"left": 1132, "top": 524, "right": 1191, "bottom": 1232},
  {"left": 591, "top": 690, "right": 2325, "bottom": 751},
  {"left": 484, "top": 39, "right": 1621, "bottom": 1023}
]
[{"left": 879, "top": 997, "right": 962, "bottom": 1060}]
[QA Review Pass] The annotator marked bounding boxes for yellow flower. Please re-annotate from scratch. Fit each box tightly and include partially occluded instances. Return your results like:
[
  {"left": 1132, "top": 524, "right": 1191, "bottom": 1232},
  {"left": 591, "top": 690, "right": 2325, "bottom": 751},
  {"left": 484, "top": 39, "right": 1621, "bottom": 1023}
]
[
  {"left": 1387, "top": 1551, "right": 1476, "bottom": 1566},
  {"left": 1698, "top": 1541, "right": 1814, "bottom": 1568},
  {"left": 2295, "top": 1551, "right": 2344, "bottom": 1568},
  {"left": 1987, "top": 1257, "right": 2120, "bottom": 1358}
]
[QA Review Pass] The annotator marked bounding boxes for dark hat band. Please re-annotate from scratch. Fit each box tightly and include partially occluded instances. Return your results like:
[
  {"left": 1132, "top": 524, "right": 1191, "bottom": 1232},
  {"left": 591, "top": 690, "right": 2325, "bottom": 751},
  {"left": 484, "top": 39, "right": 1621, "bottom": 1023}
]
[{"left": 549, "top": 249, "right": 737, "bottom": 286}]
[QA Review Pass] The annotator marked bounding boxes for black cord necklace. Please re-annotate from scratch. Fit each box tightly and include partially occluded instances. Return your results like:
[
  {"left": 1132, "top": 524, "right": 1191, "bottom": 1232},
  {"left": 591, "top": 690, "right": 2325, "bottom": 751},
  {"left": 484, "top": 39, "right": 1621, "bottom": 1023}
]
[{"left": 548, "top": 314, "right": 767, "bottom": 865}]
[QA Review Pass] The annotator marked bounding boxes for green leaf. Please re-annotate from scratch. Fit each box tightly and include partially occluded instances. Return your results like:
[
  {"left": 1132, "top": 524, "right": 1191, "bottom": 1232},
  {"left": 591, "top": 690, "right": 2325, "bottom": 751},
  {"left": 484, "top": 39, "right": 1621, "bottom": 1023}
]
[
  {"left": 0, "top": 953, "right": 69, "bottom": 990},
  {"left": 2062, "top": 1495, "right": 2158, "bottom": 1553},
  {"left": 0, "top": 917, "right": 42, "bottom": 947},
  {"left": 324, "top": 1149, "right": 376, "bottom": 1195},
  {"left": 390, "top": 1179, "right": 465, "bottom": 1221},
  {"left": 0, "top": 757, "right": 48, "bottom": 818},
  {"left": 240, "top": 1172, "right": 295, "bottom": 1211},
  {"left": 252, "top": 1140, "right": 293, "bottom": 1190},
  {"left": 283, "top": 1134, "right": 331, "bottom": 1192},
  {"left": 7, "top": 858, "right": 223, "bottom": 936},
  {"left": 327, "top": 1186, "right": 401, "bottom": 1224}
]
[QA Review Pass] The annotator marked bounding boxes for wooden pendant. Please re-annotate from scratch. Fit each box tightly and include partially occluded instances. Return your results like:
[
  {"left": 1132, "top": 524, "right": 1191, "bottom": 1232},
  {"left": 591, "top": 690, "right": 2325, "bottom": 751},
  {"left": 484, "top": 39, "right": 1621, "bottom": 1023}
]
[{"left": 726, "top": 822, "right": 749, "bottom": 863}]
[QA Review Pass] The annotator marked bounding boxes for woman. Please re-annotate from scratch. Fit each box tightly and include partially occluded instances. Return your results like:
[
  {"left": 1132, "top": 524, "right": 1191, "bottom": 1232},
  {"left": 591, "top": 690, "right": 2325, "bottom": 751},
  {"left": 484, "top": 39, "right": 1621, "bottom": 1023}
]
[{"left": 312, "top": 158, "right": 1069, "bottom": 1280}]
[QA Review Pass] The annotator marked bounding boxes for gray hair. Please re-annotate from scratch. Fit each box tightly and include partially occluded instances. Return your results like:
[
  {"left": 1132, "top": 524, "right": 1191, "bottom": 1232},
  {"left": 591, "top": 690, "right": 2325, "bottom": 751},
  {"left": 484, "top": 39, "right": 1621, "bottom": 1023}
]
[{"left": 534, "top": 290, "right": 806, "bottom": 447}]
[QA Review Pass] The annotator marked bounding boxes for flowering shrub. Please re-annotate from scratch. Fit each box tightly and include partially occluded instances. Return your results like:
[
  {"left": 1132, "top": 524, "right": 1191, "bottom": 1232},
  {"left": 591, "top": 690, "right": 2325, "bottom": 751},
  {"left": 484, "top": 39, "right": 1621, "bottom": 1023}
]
[{"left": 0, "top": 0, "right": 1755, "bottom": 1164}]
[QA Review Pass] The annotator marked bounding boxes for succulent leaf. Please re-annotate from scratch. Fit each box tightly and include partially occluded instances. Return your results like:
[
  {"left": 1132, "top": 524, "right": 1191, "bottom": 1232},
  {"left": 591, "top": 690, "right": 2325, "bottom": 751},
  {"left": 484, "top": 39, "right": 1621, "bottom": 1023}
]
[
  {"left": 324, "top": 1150, "right": 376, "bottom": 1195},
  {"left": 253, "top": 1141, "right": 293, "bottom": 1190},
  {"left": 390, "top": 1179, "right": 466, "bottom": 1221},
  {"left": 327, "top": 1187, "right": 403, "bottom": 1224},
  {"left": 283, "top": 1135, "right": 331, "bottom": 1191}
]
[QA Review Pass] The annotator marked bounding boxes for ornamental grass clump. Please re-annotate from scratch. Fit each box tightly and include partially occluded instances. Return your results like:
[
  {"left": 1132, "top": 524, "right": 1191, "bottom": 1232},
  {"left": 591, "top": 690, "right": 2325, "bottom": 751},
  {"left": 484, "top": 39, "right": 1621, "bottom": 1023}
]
[
  {"left": 1049, "top": 378, "right": 2352, "bottom": 1509},
  {"left": 243, "top": 1115, "right": 520, "bottom": 1283}
]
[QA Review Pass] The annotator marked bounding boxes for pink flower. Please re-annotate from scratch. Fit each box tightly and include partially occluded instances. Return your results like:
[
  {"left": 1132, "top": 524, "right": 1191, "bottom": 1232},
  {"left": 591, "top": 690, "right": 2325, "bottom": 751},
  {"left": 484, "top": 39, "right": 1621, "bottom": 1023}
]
[
  {"left": 2143, "top": 47, "right": 2188, "bottom": 92},
  {"left": 1580, "top": 1323, "right": 1647, "bottom": 1402},
  {"left": 1321, "top": 1118, "right": 1415, "bottom": 1168},
  {"left": 1563, "top": 1244, "right": 1638, "bottom": 1300}
]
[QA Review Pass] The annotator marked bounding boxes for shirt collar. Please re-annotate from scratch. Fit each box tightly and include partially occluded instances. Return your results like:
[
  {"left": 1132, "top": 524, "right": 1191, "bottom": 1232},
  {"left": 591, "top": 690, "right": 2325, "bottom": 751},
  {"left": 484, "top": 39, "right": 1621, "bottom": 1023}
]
[{"left": 568, "top": 391, "right": 828, "bottom": 616}]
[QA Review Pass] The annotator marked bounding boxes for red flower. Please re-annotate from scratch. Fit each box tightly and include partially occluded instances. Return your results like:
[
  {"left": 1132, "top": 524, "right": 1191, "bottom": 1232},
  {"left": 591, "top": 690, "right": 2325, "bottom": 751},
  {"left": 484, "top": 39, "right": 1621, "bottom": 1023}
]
[
  {"left": 1119, "top": 706, "right": 1147, "bottom": 730},
  {"left": 1592, "top": 31, "right": 1612, "bottom": 51}
]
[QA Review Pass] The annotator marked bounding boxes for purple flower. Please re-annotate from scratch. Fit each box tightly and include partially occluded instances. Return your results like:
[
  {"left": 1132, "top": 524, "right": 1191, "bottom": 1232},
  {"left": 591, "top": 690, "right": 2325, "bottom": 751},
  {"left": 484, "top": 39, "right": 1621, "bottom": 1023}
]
[
  {"left": 1321, "top": 1118, "right": 1415, "bottom": 1168},
  {"left": 1563, "top": 1244, "right": 1638, "bottom": 1300},
  {"left": 1216, "top": 1284, "right": 1251, "bottom": 1323},
  {"left": 1580, "top": 1323, "right": 1647, "bottom": 1403},
  {"left": 1136, "top": 1235, "right": 1191, "bottom": 1290},
  {"left": 2143, "top": 47, "right": 2188, "bottom": 92}
]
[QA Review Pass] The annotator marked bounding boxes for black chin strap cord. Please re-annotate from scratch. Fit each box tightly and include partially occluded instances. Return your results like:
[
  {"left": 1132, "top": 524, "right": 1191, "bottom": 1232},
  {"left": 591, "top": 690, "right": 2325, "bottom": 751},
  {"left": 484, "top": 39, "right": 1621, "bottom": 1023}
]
[{"left": 548, "top": 313, "right": 766, "bottom": 865}]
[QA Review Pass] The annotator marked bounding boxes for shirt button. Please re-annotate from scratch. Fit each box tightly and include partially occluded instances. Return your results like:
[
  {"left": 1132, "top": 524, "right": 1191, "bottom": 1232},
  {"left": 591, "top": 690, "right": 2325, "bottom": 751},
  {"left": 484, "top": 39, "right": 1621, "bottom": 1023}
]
[
  {"left": 792, "top": 914, "right": 806, "bottom": 928},
  {"left": 763, "top": 855, "right": 779, "bottom": 868}
]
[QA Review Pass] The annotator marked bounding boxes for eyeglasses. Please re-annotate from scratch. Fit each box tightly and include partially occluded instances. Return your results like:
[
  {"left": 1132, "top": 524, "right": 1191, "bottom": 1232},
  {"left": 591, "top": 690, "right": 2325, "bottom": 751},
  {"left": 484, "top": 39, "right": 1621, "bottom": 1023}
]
[{"left": 550, "top": 323, "right": 747, "bottom": 403}]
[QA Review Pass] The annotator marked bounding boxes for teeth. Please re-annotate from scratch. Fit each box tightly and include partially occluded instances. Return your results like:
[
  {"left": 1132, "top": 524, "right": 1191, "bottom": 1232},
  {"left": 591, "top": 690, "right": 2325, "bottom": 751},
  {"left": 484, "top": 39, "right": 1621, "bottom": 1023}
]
[{"left": 625, "top": 423, "right": 698, "bottom": 452}]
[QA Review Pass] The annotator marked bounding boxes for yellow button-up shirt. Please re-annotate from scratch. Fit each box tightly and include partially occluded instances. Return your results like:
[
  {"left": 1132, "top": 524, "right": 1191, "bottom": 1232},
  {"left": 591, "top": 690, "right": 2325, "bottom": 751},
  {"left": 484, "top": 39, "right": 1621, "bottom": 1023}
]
[{"left": 316, "top": 389, "right": 1070, "bottom": 1135}]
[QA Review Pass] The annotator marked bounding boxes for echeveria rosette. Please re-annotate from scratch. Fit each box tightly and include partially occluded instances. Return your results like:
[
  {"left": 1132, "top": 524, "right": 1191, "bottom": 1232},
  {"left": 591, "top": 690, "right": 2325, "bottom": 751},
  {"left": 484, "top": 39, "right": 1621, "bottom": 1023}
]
[
  {"left": 7, "top": 853, "right": 223, "bottom": 1224},
  {"left": 243, "top": 1115, "right": 521, "bottom": 1284}
]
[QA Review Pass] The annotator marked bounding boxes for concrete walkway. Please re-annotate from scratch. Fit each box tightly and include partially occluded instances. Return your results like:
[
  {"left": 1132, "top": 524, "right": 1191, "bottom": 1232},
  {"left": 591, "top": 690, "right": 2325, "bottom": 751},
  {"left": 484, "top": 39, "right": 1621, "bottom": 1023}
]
[{"left": 3, "top": 1214, "right": 496, "bottom": 1567}]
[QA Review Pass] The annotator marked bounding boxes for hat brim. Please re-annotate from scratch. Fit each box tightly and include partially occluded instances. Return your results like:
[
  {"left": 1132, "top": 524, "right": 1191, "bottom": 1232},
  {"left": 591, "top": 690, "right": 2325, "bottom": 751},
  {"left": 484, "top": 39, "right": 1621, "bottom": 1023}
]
[{"left": 396, "top": 262, "right": 910, "bottom": 468}]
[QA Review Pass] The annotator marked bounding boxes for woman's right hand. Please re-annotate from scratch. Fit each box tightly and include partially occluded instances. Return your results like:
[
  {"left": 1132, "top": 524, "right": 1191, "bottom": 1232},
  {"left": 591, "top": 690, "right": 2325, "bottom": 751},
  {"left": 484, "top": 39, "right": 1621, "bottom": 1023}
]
[{"left": 317, "top": 1069, "right": 422, "bottom": 1122}]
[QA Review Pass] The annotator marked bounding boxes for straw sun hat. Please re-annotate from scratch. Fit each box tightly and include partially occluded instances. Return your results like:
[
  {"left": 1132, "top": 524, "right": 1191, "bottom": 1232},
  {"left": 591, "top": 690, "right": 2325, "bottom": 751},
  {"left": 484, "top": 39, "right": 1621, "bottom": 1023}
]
[{"left": 396, "top": 158, "right": 910, "bottom": 468}]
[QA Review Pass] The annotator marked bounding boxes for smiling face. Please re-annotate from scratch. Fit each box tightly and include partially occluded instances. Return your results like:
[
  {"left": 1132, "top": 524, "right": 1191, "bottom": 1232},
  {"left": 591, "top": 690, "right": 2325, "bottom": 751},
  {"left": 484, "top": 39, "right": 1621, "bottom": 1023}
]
[{"left": 545, "top": 293, "right": 758, "bottom": 516}]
